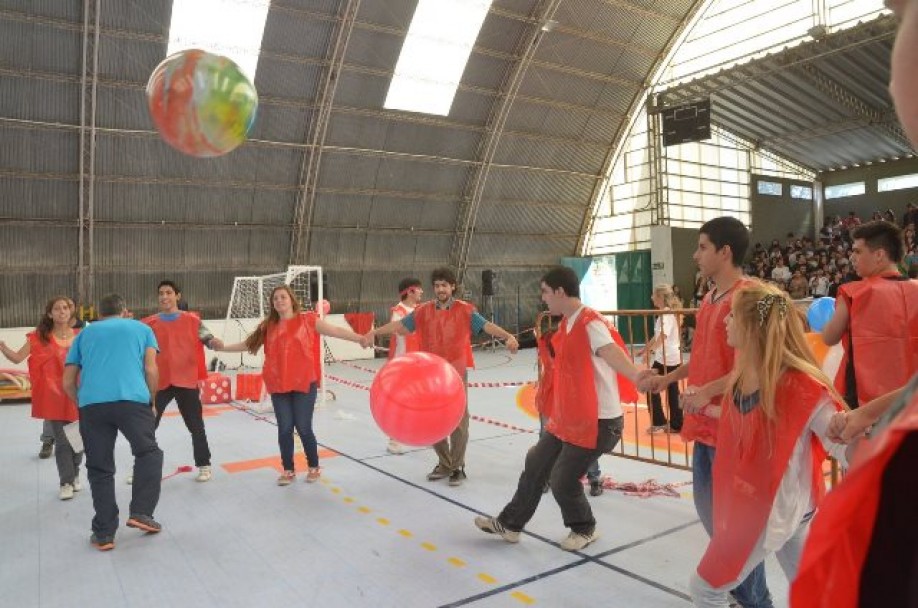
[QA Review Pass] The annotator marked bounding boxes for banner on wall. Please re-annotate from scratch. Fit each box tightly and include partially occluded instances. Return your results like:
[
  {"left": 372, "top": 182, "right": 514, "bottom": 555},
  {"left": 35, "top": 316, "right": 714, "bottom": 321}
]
[{"left": 560, "top": 256, "right": 618, "bottom": 312}]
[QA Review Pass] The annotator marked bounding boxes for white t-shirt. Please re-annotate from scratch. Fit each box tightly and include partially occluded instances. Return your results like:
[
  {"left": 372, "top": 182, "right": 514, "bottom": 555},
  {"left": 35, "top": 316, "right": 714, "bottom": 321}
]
[
  {"left": 390, "top": 302, "right": 415, "bottom": 356},
  {"left": 565, "top": 307, "right": 622, "bottom": 419},
  {"left": 771, "top": 265, "right": 792, "bottom": 283},
  {"left": 652, "top": 311, "right": 681, "bottom": 367}
]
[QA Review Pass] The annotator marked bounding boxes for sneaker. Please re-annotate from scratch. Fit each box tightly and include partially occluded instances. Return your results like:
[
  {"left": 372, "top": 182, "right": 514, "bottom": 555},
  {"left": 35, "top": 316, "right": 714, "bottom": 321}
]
[
  {"left": 474, "top": 516, "right": 520, "bottom": 543},
  {"left": 59, "top": 483, "right": 74, "bottom": 501},
  {"left": 39, "top": 439, "right": 53, "bottom": 459},
  {"left": 72, "top": 477, "right": 82, "bottom": 492},
  {"left": 90, "top": 533, "right": 115, "bottom": 551},
  {"left": 427, "top": 465, "right": 449, "bottom": 481},
  {"left": 646, "top": 424, "right": 670, "bottom": 434},
  {"left": 277, "top": 470, "right": 295, "bottom": 486},
  {"left": 386, "top": 439, "right": 405, "bottom": 455},
  {"left": 448, "top": 468, "right": 467, "bottom": 487},
  {"left": 305, "top": 467, "right": 321, "bottom": 483},
  {"left": 126, "top": 513, "right": 162, "bottom": 534},
  {"left": 196, "top": 466, "right": 212, "bottom": 482},
  {"left": 589, "top": 480, "right": 604, "bottom": 497},
  {"left": 560, "top": 528, "right": 599, "bottom": 551}
]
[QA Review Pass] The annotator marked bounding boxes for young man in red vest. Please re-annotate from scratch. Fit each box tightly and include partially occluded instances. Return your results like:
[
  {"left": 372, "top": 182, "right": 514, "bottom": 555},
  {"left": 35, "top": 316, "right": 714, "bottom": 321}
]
[
  {"left": 821, "top": 220, "right": 918, "bottom": 408},
  {"left": 142, "top": 281, "right": 223, "bottom": 483},
  {"left": 368, "top": 267, "right": 519, "bottom": 486},
  {"left": 474, "top": 266, "right": 653, "bottom": 551},
  {"left": 384, "top": 277, "right": 423, "bottom": 455},
  {"left": 652, "top": 217, "right": 772, "bottom": 606}
]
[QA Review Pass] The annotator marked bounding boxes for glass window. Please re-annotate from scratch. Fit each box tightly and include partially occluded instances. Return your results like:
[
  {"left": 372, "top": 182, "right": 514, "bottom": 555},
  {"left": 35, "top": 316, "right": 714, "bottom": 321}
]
[
  {"left": 877, "top": 173, "right": 918, "bottom": 193},
  {"left": 790, "top": 184, "right": 813, "bottom": 200},
  {"left": 757, "top": 180, "right": 783, "bottom": 196},
  {"left": 824, "top": 182, "right": 866, "bottom": 199}
]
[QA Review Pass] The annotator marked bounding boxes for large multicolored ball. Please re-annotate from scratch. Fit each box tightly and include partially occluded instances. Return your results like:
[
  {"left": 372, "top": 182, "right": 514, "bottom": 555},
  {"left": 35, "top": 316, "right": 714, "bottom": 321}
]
[
  {"left": 370, "top": 352, "right": 466, "bottom": 446},
  {"left": 146, "top": 49, "right": 258, "bottom": 157}
]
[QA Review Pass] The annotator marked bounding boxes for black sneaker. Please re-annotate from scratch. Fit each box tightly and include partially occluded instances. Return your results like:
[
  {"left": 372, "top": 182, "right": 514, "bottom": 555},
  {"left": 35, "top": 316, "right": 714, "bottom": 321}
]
[
  {"left": 90, "top": 533, "right": 115, "bottom": 551},
  {"left": 427, "top": 465, "right": 449, "bottom": 481},
  {"left": 589, "top": 480, "right": 604, "bottom": 497},
  {"left": 39, "top": 439, "right": 53, "bottom": 459},
  {"left": 126, "top": 513, "right": 162, "bottom": 534},
  {"left": 448, "top": 468, "right": 467, "bottom": 487}
]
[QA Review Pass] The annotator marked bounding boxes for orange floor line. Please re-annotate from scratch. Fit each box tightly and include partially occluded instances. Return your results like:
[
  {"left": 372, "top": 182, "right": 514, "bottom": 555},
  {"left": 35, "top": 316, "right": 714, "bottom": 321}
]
[{"left": 222, "top": 449, "right": 339, "bottom": 474}]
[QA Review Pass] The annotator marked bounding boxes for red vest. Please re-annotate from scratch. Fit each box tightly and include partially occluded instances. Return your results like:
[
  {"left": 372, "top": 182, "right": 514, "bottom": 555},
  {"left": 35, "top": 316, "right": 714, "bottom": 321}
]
[
  {"left": 836, "top": 274, "right": 918, "bottom": 405},
  {"left": 388, "top": 302, "right": 421, "bottom": 360},
  {"left": 412, "top": 300, "right": 475, "bottom": 374},
  {"left": 263, "top": 312, "right": 318, "bottom": 394},
  {"left": 142, "top": 312, "right": 207, "bottom": 390},
  {"left": 697, "top": 371, "right": 839, "bottom": 587},
  {"left": 682, "top": 279, "right": 751, "bottom": 446},
  {"left": 27, "top": 331, "right": 80, "bottom": 422},
  {"left": 546, "top": 307, "right": 609, "bottom": 449},
  {"left": 791, "top": 378, "right": 918, "bottom": 607}
]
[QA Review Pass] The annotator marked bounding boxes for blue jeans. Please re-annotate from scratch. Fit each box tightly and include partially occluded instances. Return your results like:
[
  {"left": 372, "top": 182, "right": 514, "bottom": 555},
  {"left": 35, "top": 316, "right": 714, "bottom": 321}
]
[
  {"left": 693, "top": 443, "right": 773, "bottom": 608},
  {"left": 271, "top": 384, "right": 318, "bottom": 471}
]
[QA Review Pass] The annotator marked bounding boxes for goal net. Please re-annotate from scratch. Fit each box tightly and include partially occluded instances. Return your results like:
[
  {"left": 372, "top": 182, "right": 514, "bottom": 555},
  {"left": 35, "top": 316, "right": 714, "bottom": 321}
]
[{"left": 218, "top": 265, "right": 326, "bottom": 408}]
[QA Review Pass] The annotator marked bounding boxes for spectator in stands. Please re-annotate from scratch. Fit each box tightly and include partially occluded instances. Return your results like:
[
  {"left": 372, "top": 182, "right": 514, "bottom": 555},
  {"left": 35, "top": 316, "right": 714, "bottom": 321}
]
[
  {"left": 771, "top": 257, "right": 791, "bottom": 285},
  {"left": 842, "top": 211, "right": 861, "bottom": 231},
  {"left": 788, "top": 270, "right": 809, "bottom": 299},
  {"left": 827, "top": 271, "right": 843, "bottom": 299},
  {"left": 810, "top": 269, "right": 829, "bottom": 298},
  {"left": 903, "top": 202, "right": 918, "bottom": 227}
]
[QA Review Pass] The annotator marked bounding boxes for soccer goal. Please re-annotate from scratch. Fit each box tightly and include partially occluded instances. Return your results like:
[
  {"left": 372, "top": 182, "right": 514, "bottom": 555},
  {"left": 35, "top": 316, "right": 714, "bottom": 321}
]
[{"left": 219, "top": 265, "right": 327, "bottom": 407}]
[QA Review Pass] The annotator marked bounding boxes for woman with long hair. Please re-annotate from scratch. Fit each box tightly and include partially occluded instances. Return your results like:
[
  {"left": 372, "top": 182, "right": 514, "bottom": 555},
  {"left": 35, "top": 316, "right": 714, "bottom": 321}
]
[
  {"left": 636, "top": 284, "right": 683, "bottom": 433},
  {"left": 689, "top": 282, "right": 849, "bottom": 606},
  {"left": 216, "top": 286, "right": 366, "bottom": 485},
  {"left": 0, "top": 296, "right": 83, "bottom": 500}
]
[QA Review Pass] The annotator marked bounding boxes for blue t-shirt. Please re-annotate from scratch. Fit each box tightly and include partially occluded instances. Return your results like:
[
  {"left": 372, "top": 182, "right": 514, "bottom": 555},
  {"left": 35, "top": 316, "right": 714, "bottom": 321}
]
[{"left": 65, "top": 318, "right": 159, "bottom": 407}]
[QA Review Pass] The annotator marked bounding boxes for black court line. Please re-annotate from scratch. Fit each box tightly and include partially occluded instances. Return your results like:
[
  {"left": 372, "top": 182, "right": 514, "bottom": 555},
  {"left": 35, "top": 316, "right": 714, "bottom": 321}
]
[{"left": 228, "top": 400, "right": 695, "bottom": 605}]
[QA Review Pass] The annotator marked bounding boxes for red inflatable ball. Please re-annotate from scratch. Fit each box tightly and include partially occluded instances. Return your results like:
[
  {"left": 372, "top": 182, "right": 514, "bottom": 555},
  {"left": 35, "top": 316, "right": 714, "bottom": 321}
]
[{"left": 370, "top": 352, "right": 466, "bottom": 446}]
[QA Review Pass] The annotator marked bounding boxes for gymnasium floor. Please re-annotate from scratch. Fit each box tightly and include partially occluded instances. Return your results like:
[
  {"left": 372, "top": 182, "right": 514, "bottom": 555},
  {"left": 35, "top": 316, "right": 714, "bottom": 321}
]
[{"left": 1, "top": 350, "right": 794, "bottom": 607}]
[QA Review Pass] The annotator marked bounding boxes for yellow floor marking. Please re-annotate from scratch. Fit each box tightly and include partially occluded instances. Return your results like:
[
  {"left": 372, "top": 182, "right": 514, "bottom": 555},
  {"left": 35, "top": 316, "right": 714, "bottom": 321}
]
[
  {"left": 320, "top": 478, "right": 330, "bottom": 485},
  {"left": 398, "top": 529, "right": 413, "bottom": 538},
  {"left": 376, "top": 517, "right": 390, "bottom": 526},
  {"left": 511, "top": 591, "right": 535, "bottom": 605},
  {"left": 420, "top": 542, "right": 437, "bottom": 551},
  {"left": 447, "top": 557, "right": 466, "bottom": 567},
  {"left": 477, "top": 573, "right": 497, "bottom": 584},
  {"left": 330, "top": 487, "right": 341, "bottom": 494},
  {"left": 357, "top": 506, "right": 371, "bottom": 514},
  {"left": 343, "top": 497, "right": 354, "bottom": 503}
]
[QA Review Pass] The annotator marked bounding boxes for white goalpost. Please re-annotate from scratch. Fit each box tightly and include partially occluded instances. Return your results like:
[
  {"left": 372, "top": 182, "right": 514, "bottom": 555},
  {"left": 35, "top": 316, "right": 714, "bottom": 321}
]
[{"left": 218, "top": 265, "right": 327, "bottom": 408}]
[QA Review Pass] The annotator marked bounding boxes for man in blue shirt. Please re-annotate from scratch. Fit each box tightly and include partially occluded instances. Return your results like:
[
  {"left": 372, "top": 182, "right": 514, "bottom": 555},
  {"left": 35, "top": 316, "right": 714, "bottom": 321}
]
[
  {"left": 368, "top": 267, "right": 519, "bottom": 487},
  {"left": 63, "top": 293, "right": 163, "bottom": 551}
]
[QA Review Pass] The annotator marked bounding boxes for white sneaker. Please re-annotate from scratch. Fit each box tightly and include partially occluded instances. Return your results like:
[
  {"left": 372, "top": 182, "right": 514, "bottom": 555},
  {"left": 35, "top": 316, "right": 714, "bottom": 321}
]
[
  {"left": 59, "top": 484, "right": 75, "bottom": 500},
  {"left": 72, "top": 478, "right": 82, "bottom": 492},
  {"left": 196, "top": 466, "right": 212, "bottom": 482},
  {"left": 560, "top": 529, "right": 599, "bottom": 551},
  {"left": 386, "top": 439, "right": 404, "bottom": 455},
  {"left": 474, "top": 516, "right": 520, "bottom": 543}
]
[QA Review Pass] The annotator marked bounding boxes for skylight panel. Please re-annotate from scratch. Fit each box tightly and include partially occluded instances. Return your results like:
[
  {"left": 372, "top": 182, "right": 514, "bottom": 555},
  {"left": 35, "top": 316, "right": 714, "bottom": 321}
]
[
  {"left": 385, "top": 0, "right": 493, "bottom": 116},
  {"left": 166, "top": 0, "right": 270, "bottom": 82}
]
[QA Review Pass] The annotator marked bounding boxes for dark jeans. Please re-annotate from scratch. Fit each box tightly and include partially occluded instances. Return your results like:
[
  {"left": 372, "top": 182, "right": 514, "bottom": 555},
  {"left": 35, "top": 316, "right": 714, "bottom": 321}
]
[
  {"left": 271, "top": 383, "right": 319, "bottom": 471},
  {"left": 48, "top": 420, "right": 83, "bottom": 485},
  {"left": 499, "top": 417, "right": 624, "bottom": 535},
  {"left": 693, "top": 442, "right": 773, "bottom": 608},
  {"left": 79, "top": 401, "right": 163, "bottom": 537},
  {"left": 649, "top": 361, "right": 683, "bottom": 430},
  {"left": 155, "top": 386, "right": 211, "bottom": 467},
  {"left": 539, "top": 415, "right": 601, "bottom": 482}
]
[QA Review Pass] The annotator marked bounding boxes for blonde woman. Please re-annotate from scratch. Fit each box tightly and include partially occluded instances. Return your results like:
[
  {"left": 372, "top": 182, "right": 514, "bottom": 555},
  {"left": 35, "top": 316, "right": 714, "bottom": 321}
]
[
  {"left": 636, "top": 284, "right": 683, "bottom": 433},
  {"left": 690, "top": 282, "right": 849, "bottom": 606}
]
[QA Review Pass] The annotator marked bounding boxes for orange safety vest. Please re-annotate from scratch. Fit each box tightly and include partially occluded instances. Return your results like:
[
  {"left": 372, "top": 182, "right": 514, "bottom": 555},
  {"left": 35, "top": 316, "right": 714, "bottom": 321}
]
[
  {"left": 27, "top": 330, "right": 80, "bottom": 422},
  {"left": 388, "top": 302, "right": 421, "bottom": 360},
  {"left": 143, "top": 312, "right": 207, "bottom": 390},
  {"left": 697, "top": 371, "right": 840, "bottom": 587},
  {"left": 412, "top": 300, "right": 476, "bottom": 375},
  {"left": 682, "top": 278, "right": 752, "bottom": 446},
  {"left": 791, "top": 377, "right": 918, "bottom": 607},
  {"left": 263, "top": 312, "right": 319, "bottom": 394},
  {"left": 835, "top": 274, "right": 918, "bottom": 406}
]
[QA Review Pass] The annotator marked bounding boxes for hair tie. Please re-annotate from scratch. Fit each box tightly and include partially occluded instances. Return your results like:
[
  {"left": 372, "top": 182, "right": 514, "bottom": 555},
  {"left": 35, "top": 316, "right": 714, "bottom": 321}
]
[{"left": 756, "top": 293, "right": 788, "bottom": 326}]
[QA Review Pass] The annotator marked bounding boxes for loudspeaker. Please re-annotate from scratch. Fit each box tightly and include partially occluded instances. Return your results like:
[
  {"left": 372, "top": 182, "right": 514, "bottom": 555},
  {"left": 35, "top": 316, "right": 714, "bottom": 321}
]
[
  {"left": 481, "top": 269, "right": 497, "bottom": 297},
  {"left": 662, "top": 99, "right": 711, "bottom": 147}
]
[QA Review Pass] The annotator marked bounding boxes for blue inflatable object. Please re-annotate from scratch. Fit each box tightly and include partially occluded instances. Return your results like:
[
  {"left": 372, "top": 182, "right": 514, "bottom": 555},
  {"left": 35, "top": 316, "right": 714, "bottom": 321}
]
[{"left": 807, "top": 297, "right": 835, "bottom": 332}]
